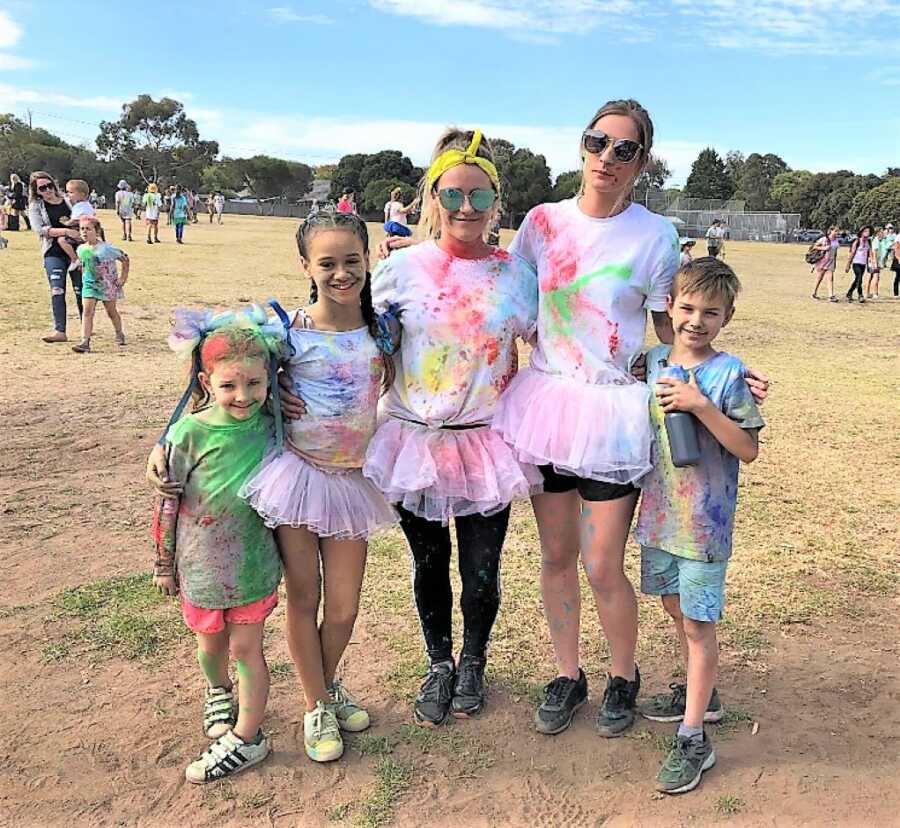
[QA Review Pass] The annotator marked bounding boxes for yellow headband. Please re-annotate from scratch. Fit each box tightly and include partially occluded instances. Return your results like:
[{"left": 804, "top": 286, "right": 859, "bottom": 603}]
[{"left": 426, "top": 129, "right": 499, "bottom": 191}]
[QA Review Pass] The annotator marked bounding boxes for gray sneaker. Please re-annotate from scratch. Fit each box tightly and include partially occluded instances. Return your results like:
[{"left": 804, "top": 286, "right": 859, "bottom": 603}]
[
  {"left": 641, "top": 684, "right": 724, "bottom": 723},
  {"left": 655, "top": 732, "right": 716, "bottom": 794},
  {"left": 534, "top": 669, "right": 588, "bottom": 735}
]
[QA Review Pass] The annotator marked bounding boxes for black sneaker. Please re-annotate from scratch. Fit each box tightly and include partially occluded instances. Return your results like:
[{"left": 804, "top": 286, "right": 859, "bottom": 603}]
[
  {"left": 414, "top": 661, "right": 455, "bottom": 727},
  {"left": 642, "top": 683, "right": 724, "bottom": 723},
  {"left": 452, "top": 655, "right": 486, "bottom": 718},
  {"left": 534, "top": 669, "right": 588, "bottom": 735},
  {"left": 596, "top": 665, "right": 641, "bottom": 737}
]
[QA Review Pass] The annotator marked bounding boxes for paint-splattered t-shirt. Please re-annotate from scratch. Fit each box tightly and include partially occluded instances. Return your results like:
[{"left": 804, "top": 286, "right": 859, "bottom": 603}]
[
  {"left": 371, "top": 242, "right": 538, "bottom": 426},
  {"left": 160, "top": 410, "right": 282, "bottom": 608},
  {"left": 510, "top": 200, "right": 679, "bottom": 382},
  {"left": 634, "top": 345, "right": 765, "bottom": 563},
  {"left": 78, "top": 241, "right": 127, "bottom": 301},
  {"left": 282, "top": 311, "right": 383, "bottom": 468}
]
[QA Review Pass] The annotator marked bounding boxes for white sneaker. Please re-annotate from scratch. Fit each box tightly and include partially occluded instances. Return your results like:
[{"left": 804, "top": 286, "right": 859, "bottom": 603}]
[
  {"left": 304, "top": 700, "right": 343, "bottom": 762},
  {"left": 185, "top": 729, "right": 269, "bottom": 784},
  {"left": 203, "top": 685, "right": 236, "bottom": 738},
  {"left": 328, "top": 681, "right": 371, "bottom": 732}
]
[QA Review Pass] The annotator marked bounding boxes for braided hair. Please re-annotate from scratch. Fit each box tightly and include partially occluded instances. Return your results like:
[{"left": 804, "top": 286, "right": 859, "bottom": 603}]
[{"left": 296, "top": 212, "right": 395, "bottom": 392}]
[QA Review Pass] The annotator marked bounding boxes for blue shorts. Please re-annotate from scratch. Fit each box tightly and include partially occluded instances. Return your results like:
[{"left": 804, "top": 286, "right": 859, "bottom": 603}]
[
  {"left": 383, "top": 221, "right": 412, "bottom": 237},
  {"left": 640, "top": 546, "right": 727, "bottom": 623}
]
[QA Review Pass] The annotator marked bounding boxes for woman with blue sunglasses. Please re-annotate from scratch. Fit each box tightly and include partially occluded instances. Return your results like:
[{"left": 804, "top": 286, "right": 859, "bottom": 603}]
[{"left": 364, "top": 127, "right": 540, "bottom": 728}]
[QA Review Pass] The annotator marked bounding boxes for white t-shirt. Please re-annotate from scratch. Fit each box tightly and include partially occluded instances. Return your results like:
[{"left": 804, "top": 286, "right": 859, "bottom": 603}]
[
  {"left": 143, "top": 192, "right": 162, "bottom": 220},
  {"left": 384, "top": 200, "right": 407, "bottom": 226},
  {"left": 510, "top": 199, "right": 679, "bottom": 381},
  {"left": 70, "top": 201, "right": 96, "bottom": 220},
  {"left": 371, "top": 241, "right": 538, "bottom": 427},
  {"left": 706, "top": 225, "right": 726, "bottom": 241},
  {"left": 213, "top": 195, "right": 225, "bottom": 211}
]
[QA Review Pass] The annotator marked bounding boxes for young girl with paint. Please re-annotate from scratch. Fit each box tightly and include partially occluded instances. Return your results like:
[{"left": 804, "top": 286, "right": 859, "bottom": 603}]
[
  {"left": 239, "top": 211, "right": 399, "bottom": 763},
  {"left": 71, "top": 216, "right": 128, "bottom": 354},
  {"left": 491, "top": 99, "right": 770, "bottom": 741},
  {"left": 152, "top": 308, "right": 285, "bottom": 784},
  {"left": 363, "top": 128, "right": 539, "bottom": 727}
]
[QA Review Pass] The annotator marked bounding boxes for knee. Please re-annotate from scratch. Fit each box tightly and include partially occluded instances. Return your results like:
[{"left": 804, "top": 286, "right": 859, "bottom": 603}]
[
  {"left": 661, "top": 593, "right": 683, "bottom": 622},
  {"left": 541, "top": 542, "right": 576, "bottom": 578},
  {"left": 323, "top": 603, "right": 359, "bottom": 632},
  {"left": 583, "top": 558, "right": 623, "bottom": 594},
  {"left": 683, "top": 617, "right": 716, "bottom": 645},
  {"left": 229, "top": 637, "right": 262, "bottom": 664},
  {"left": 286, "top": 583, "right": 320, "bottom": 617}
]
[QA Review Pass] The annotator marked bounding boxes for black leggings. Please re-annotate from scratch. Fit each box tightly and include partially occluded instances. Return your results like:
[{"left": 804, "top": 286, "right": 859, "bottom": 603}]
[
  {"left": 398, "top": 505, "right": 510, "bottom": 663},
  {"left": 893, "top": 261, "right": 900, "bottom": 296},
  {"left": 847, "top": 263, "right": 865, "bottom": 299}
]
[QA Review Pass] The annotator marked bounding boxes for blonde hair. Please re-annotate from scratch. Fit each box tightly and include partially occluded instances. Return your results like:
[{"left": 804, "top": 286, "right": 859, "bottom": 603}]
[
  {"left": 67, "top": 179, "right": 90, "bottom": 197},
  {"left": 390, "top": 187, "right": 402, "bottom": 201},
  {"left": 416, "top": 127, "right": 500, "bottom": 242},
  {"left": 672, "top": 257, "right": 741, "bottom": 310}
]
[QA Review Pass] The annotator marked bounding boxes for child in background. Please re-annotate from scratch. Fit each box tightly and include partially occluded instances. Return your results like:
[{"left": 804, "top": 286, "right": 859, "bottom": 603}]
[
  {"left": 71, "top": 217, "right": 128, "bottom": 353},
  {"left": 143, "top": 184, "right": 162, "bottom": 243},
  {"left": 679, "top": 238, "right": 696, "bottom": 267},
  {"left": 152, "top": 309, "right": 285, "bottom": 784},
  {"left": 634, "top": 257, "right": 764, "bottom": 795},
  {"left": 240, "top": 212, "right": 398, "bottom": 763},
  {"left": 57, "top": 179, "right": 96, "bottom": 273},
  {"left": 172, "top": 186, "right": 190, "bottom": 244}
]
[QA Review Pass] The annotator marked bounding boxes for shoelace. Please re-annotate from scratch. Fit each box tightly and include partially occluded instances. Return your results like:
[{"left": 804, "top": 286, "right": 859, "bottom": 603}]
[
  {"left": 664, "top": 735, "right": 702, "bottom": 771},
  {"left": 420, "top": 668, "right": 454, "bottom": 703},
  {"left": 456, "top": 660, "right": 484, "bottom": 696},
  {"left": 330, "top": 681, "right": 355, "bottom": 708},
  {"left": 667, "top": 682, "right": 687, "bottom": 709},
  {"left": 543, "top": 676, "right": 575, "bottom": 707},
  {"left": 603, "top": 678, "right": 630, "bottom": 710},
  {"left": 310, "top": 705, "right": 340, "bottom": 741}
]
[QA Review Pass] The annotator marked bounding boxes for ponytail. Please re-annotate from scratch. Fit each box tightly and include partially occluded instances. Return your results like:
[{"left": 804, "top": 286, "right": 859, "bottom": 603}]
[{"left": 360, "top": 272, "right": 396, "bottom": 394}]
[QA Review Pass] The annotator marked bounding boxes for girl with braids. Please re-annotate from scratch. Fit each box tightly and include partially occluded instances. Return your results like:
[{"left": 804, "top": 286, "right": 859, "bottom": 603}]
[
  {"left": 239, "top": 211, "right": 398, "bottom": 763},
  {"left": 363, "top": 128, "right": 539, "bottom": 727},
  {"left": 152, "top": 308, "right": 285, "bottom": 784}
]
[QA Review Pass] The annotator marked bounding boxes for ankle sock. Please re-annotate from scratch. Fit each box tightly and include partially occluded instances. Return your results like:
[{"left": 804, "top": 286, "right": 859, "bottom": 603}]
[{"left": 677, "top": 723, "right": 704, "bottom": 742}]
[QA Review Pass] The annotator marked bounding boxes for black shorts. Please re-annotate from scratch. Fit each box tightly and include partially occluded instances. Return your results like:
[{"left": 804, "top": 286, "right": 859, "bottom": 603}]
[{"left": 539, "top": 465, "right": 637, "bottom": 502}]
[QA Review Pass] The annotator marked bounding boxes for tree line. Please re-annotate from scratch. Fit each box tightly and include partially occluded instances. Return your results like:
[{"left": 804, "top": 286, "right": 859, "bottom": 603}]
[
  {"left": 680, "top": 147, "right": 900, "bottom": 230},
  {"left": 3, "top": 95, "right": 897, "bottom": 229}
]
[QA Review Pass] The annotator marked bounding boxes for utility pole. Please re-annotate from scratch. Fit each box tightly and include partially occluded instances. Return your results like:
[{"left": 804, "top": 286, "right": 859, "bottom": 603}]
[{"left": 26, "top": 109, "right": 32, "bottom": 128}]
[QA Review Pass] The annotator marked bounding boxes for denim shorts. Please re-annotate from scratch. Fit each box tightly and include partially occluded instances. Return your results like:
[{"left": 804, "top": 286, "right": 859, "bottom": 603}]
[{"left": 640, "top": 546, "right": 727, "bottom": 622}]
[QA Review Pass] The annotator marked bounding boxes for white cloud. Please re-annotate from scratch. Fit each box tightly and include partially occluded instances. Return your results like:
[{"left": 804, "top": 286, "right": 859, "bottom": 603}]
[
  {"left": 0, "top": 83, "right": 122, "bottom": 111},
  {"left": 0, "top": 53, "right": 33, "bottom": 70},
  {"left": 867, "top": 66, "right": 900, "bottom": 87},
  {"left": 0, "top": 10, "right": 22, "bottom": 49},
  {"left": 266, "top": 6, "right": 334, "bottom": 24}
]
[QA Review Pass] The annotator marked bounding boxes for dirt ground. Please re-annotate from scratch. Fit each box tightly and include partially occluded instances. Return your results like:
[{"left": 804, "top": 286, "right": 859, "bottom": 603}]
[{"left": 1, "top": 213, "right": 898, "bottom": 827}]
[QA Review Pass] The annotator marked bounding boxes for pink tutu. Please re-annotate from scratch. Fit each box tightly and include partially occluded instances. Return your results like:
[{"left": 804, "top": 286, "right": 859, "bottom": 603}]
[
  {"left": 240, "top": 449, "right": 398, "bottom": 540},
  {"left": 492, "top": 367, "right": 653, "bottom": 485},
  {"left": 363, "top": 418, "right": 543, "bottom": 525}
]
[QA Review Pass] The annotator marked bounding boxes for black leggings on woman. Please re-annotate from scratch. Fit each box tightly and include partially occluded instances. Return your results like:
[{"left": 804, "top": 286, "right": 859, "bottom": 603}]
[
  {"left": 398, "top": 505, "right": 510, "bottom": 663},
  {"left": 847, "top": 263, "right": 866, "bottom": 299}
]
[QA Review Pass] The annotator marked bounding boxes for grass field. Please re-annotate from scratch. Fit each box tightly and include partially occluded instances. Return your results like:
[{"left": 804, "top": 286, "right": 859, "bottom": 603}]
[{"left": 1, "top": 212, "right": 898, "bottom": 827}]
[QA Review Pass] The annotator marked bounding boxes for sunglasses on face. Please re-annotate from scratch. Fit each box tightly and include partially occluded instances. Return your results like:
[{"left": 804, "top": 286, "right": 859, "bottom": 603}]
[
  {"left": 37, "top": 182, "right": 56, "bottom": 192},
  {"left": 437, "top": 187, "right": 496, "bottom": 213},
  {"left": 582, "top": 129, "right": 643, "bottom": 163}
]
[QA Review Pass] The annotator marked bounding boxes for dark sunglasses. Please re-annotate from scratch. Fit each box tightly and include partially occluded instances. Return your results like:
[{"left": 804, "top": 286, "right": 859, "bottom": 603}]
[
  {"left": 437, "top": 187, "right": 496, "bottom": 213},
  {"left": 582, "top": 129, "right": 643, "bottom": 163},
  {"left": 37, "top": 182, "right": 56, "bottom": 192}
]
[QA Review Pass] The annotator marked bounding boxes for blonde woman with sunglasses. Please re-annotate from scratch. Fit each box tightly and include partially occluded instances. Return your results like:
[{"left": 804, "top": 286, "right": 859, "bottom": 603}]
[{"left": 363, "top": 128, "right": 539, "bottom": 727}]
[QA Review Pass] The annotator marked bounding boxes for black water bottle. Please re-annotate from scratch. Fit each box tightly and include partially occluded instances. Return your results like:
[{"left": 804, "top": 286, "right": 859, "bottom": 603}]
[{"left": 658, "top": 360, "right": 701, "bottom": 467}]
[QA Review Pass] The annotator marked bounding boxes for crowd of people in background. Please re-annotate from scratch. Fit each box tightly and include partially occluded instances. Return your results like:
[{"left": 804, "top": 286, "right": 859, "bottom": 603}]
[{"left": 807, "top": 223, "right": 899, "bottom": 302}]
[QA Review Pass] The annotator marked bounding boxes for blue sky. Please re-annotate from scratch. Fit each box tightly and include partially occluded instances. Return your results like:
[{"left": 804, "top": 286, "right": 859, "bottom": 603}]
[{"left": 1, "top": 1, "right": 898, "bottom": 185}]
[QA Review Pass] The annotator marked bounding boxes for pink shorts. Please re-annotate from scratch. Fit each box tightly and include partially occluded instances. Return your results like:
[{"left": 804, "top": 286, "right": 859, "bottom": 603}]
[{"left": 181, "top": 590, "right": 279, "bottom": 635}]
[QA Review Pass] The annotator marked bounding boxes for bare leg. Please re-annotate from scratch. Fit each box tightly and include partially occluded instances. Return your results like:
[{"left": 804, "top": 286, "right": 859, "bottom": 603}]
[
  {"left": 532, "top": 490, "right": 582, "bottom": 679},
  {"left": 278, "top": 525, "right": 329, "bottom": 711},
  {"left": 682, "top": 618, "right": 718, "bottom": 730},
  {"left": 228, "top": 622, "right": 269, "bottom": 740},
  {"left": 661, "top": 593, "right": 689, "bottom": 671},
  {"left": 57, "top": 237, "right": 78, "bottom": 267},
  {"left": 579, "top": 492, "right": 640, "bottom": 680},
  {"left": 80, "top": 298, "right": 97, "bottom": 342},
  {"left": 196, "top": 630, "right": 231, "bottom": 688},
  {"left": 319, "top": 537, "right": 368, "bottom": 687},
  {"left": 102, "top": 300, "right": 123, "bottom": 337}
]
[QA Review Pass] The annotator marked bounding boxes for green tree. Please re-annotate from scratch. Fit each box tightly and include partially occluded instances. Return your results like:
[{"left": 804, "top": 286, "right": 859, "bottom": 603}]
[
  {"left": 329, "top": 153, "right": 369, "bottom": 200},
  {"left": 96, "top": 95, "right": 218, "bottom": 187},
  {"left": 809, "top": 175, "right": 882, "bottom": 230},
  {"left": 848, "top": 178, "right": 900, "bottom": 228},
  {"left": 505, "top": 148, "right": 552, "bottom": 225},
  {"left": 200, "top": 159, "right": 243, "bottom": 195},
  {"left": 683, "top": 148, "right": 733, "bottom": 200},
  {"left": 362, "top": 178, "right": 416, "bottom": 213},
  {"left": 634, "top": 154, "right": 672, "bottom": 205},
  {"left": 358, "top": 150, "right": 419, "bottom": 194},
  {"left": 725, "top": 150, "right": 746, "bottom": 193},
  {"left": 770, "top": 170, "right": 813, "bottom": 214},
  {"left": 552, "top": 170, "right": 581, "bottom": 201},
  {"left": 229, "top": 155, "right": 313, "bottom": 199},
  {"left": 314, "top": 163, "right": 338, "bottom": 181},
  {"left": 734, "top": 152, "right": 789, "bottom": 210}
]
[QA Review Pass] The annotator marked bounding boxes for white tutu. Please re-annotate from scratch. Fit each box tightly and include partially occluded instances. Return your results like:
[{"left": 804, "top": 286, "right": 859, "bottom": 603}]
[
  {"left": 240, "top": 449, "right": 398, "bottom": 540},
  {"left": 492, "top": 367, "right": 653, "bottom": 485},
  {"left": 363, "top": 418, "right": 543, "bottom": 525}
]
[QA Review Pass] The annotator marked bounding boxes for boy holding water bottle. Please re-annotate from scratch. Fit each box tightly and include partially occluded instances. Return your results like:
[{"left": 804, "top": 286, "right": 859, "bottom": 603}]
[{"left": 633, "top": 257, "right": 765, "bottom": 794}]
